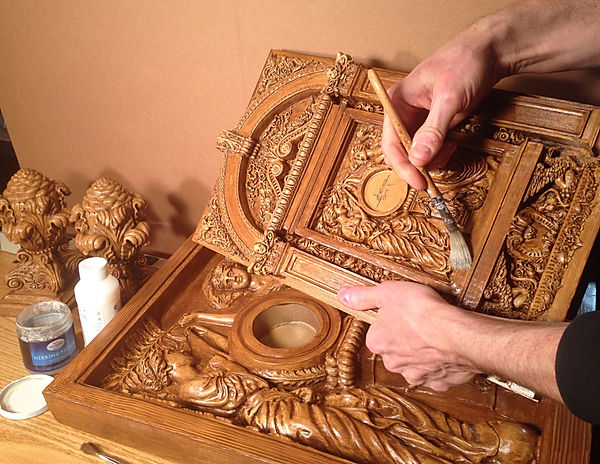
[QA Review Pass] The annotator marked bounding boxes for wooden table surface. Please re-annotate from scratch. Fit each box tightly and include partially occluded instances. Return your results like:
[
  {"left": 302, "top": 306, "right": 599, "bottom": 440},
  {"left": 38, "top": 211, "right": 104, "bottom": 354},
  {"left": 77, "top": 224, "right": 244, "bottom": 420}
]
[{"left": 0, "top": 250, "right": 179, "bottom": 464}]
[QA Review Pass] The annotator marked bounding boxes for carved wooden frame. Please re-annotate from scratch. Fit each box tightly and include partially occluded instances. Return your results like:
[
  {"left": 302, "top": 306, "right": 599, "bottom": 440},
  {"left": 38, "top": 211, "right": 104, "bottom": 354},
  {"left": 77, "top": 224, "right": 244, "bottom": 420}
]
[
  {"left": 194, "top": 51, "right": 600, "bottom": 324},
  {"left": 45, "top": 51, "right": 599, "bottom": 464}
]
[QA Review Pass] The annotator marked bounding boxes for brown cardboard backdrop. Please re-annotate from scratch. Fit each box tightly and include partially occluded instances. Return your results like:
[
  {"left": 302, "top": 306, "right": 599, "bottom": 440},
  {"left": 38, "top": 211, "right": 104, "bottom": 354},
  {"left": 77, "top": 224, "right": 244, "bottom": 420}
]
[{"left": 2, "top": 0, "right": 599, "bottom": 254}]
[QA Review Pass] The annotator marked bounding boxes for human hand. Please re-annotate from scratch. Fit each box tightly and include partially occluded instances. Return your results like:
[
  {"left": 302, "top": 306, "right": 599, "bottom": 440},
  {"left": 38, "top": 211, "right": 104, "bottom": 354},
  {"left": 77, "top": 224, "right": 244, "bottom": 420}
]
[
  {"left": 337, "top": 281, "right": 480, "bottom": 391},
  {"left": 383, "top": 27, "right": 505, "bottom": 190}
]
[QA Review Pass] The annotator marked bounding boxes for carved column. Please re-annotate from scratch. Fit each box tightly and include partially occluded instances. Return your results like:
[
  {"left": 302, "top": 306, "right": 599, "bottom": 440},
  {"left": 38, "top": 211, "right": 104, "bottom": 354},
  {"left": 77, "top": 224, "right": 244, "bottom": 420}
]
[
  {"left": 71, "top": 177, "right": 150, "bottom": 302},
  {"left": 0, "top": 168, "right": 81, "bottom": 315}
]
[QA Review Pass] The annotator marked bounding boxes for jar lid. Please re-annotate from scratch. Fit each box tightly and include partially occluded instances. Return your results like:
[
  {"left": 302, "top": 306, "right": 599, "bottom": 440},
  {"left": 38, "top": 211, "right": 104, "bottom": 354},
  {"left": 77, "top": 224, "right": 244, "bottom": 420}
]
[{"left": 0, "top": 374, "right": 54, "bottom": 420}]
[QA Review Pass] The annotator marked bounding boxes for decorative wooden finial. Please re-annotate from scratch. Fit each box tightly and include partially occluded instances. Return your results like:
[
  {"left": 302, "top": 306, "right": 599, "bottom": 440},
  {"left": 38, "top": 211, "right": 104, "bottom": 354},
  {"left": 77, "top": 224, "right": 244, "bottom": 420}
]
[
  {"left": 71, "top": 177, "right": 150, "bottom": 301},
  {"left": 0, "top": 168, "right": 80, "bottom": 299}
]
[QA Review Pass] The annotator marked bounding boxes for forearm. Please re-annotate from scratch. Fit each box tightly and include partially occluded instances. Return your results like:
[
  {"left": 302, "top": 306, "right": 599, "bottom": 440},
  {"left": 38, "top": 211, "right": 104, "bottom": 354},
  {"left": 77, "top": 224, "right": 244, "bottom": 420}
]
[
  {"left": 443, "top": 309, "right": 567, "bottom": 401},
  {"left": 477, "top": 0, "right": 600, "bottom": 76}
]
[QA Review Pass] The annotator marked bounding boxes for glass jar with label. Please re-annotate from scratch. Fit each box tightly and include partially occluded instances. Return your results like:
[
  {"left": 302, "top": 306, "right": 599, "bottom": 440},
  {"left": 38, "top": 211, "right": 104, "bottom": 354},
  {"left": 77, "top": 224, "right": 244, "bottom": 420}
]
[{"left": 16, "top": 301, "right": 78, "bottom": 375}]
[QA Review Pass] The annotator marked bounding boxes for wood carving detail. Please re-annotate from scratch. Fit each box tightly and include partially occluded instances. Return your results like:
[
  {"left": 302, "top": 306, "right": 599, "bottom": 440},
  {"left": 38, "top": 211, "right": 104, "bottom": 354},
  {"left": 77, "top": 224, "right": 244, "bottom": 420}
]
[
  {"left": 481, "top": 147, "right": 597, "bottom": 319},
  {"left": 312, "top": 123, "right": 493, "bottom": 280},
  {"left": 0, "top": 168, "right": 80, "bottom": 293},
  {"left": 194, "top": 193, "right": 244, "bottom": 259},
  {"left": 246, "top": 96, "right": 320, "bottom": 229},
  {"left": 353, "top": 100, "right": 384, "bottom": 114},
  {"left": 293, "top": 236, "right": 403, "bottom": 283},
  {"left": 235, "top": 53, "right": 328, "bottom": 133},
  {"left": 105, "top": 314, "right": 540, "bottom": 464},
  {"left": 71, "top": 177, "right": 150, "bottom": 301},
  {"left": 216, "top": 130, "right": 258, "bottom": 158},
  {"left": 455, "top": 120, "right": 527, "bottom": 146},
  {"left": 202, "top": 257, "right": 282, "bottom": 310},
  {"left": 324, "top": 52, "right": 358, "bottom": 98}
]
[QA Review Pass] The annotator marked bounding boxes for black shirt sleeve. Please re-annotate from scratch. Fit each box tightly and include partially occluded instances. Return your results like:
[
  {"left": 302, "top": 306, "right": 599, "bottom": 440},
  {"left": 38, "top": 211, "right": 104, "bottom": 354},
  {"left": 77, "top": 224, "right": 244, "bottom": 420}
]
[{"left": 555, "top": 311, "right": 600, "bottom": 424}]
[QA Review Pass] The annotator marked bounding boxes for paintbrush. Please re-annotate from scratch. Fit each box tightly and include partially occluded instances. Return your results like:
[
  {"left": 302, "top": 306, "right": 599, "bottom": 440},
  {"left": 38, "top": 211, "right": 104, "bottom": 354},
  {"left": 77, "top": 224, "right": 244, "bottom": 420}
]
[
  {"left": 80, "top": 442, "right": 124, "bottom": 464},
  {"left": 367, "top": 68, "right": 472, "bottom": 270}
]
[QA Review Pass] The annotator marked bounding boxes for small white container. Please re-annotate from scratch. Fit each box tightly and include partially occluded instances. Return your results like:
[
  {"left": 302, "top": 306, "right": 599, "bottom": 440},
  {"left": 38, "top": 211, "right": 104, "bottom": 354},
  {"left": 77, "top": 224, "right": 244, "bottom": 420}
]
[{"left": 74, "top": 257, "right": 121, "bottom": 346}]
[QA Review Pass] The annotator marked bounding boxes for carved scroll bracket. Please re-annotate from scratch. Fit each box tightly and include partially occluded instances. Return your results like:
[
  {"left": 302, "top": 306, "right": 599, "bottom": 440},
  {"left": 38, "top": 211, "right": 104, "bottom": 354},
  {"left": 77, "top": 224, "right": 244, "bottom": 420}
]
[
  {"left": 324, "top": 52, "right": 359, "bottom": 101},
  {"left": 217, "top": 130, "right": 259, "bottom": 158}
]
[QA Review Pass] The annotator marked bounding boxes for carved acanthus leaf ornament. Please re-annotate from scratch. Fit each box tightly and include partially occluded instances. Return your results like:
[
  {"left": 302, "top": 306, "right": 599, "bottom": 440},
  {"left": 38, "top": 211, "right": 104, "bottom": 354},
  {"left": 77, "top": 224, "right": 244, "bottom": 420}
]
[
  {"left": 0, "top": 168, "right": 80, "bottom": 293},
  {"left": 71, "top": 177, "right": 150, "bottom": 300},
  {"left": 246, "top": 97, "right": 320, "bottom": 229},
  {"left": 104, "top": 315, "right": 540, "bottom": 464},
  {"left": 324, "top": 52, "right": 358, "bottom": 98},
  {"left": 312, "top": 123, "right": 492, "bottom": 280}
]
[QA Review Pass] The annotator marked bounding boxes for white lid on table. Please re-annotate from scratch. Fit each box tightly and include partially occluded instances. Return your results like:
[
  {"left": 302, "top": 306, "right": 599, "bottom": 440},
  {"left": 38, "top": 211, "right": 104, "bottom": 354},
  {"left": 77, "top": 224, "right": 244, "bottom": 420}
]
[{"left": 0, "top": 374, "right": 54, "bottom": 420}]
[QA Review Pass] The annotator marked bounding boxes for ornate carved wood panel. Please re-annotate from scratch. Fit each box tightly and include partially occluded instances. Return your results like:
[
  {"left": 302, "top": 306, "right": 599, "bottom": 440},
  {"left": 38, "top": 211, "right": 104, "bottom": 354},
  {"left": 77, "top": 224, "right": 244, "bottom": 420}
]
[
  {"left": 194, "top": 50, "right": 600, "bottom": 323},
  {"left": 45, "top": 51, "right": 597, "bottom": 464}
]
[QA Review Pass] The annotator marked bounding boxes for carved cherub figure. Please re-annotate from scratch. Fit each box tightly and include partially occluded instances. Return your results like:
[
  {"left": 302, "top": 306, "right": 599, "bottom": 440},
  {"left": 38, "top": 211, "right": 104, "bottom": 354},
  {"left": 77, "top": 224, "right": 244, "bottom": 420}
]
[{"left": 202, "top": 257, "right": 282, "bottom": 309}]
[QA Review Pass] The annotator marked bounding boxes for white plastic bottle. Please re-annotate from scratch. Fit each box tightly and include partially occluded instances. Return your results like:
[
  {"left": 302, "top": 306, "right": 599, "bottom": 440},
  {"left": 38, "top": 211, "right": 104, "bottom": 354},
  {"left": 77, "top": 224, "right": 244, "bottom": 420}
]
[{"left": 74, "top": 257, "right": 122, "bottom": 346}]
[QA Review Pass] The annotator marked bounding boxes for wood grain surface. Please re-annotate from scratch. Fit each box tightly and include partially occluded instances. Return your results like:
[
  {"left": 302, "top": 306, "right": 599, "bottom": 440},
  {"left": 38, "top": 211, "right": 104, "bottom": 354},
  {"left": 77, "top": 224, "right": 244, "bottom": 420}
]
[{"left": 0, "top": 250, "right": 178, "bottom": 464}]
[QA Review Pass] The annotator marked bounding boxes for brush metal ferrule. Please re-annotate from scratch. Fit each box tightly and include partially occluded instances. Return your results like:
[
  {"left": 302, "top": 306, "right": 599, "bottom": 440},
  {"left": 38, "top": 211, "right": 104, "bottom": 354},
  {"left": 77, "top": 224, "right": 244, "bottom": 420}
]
[{"left": 429, "top": 195, "right": 458, "bottom": 233}]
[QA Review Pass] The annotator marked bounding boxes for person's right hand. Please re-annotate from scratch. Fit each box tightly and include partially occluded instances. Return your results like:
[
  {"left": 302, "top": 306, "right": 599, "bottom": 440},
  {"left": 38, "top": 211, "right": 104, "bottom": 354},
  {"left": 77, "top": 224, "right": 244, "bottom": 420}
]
[{"left": 383, "top": 26, "right": 506, "bottom": 190}]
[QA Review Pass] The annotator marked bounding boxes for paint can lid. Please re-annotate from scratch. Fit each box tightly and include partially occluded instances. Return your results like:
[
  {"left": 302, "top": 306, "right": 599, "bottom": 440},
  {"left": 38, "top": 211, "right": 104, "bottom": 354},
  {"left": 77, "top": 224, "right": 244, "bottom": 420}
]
[{"left": 0, "top": 374, "right": 54, "bottom": 420}]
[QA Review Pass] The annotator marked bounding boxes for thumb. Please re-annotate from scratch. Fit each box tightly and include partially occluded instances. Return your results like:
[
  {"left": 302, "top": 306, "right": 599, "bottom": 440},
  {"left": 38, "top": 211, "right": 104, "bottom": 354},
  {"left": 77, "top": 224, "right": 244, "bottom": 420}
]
[
  {"left": 337, "top": 285, "right": 381, "bottom": 310},
  {"left": 409, "top": 94, "right": 458, "bottom": 167}
]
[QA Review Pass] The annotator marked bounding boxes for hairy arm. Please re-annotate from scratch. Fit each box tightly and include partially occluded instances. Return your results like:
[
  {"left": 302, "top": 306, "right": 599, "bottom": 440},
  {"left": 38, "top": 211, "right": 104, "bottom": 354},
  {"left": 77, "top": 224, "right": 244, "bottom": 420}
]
[
  {"left": 338, "top": 281, "right": 566, "bottom": 401},
  {"left": 386, "top": 0, "right": 600, "bottom": 190}
]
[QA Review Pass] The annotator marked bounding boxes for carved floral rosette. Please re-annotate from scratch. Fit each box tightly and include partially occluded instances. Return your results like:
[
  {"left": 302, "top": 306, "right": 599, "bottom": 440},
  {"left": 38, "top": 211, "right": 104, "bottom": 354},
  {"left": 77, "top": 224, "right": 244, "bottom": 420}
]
[
  {"left": 71, "top": 177, "right": 150, "bottom": 301},
  {"left": 0, "top": 168, "right": 80, "bottom": 293}
]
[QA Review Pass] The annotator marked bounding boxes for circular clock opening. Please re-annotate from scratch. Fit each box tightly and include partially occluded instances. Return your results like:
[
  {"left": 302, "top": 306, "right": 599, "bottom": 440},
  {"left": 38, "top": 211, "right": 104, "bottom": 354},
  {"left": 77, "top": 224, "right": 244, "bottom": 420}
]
[{"left": 252, "top": 303, "right": 320, "bottom": 349}]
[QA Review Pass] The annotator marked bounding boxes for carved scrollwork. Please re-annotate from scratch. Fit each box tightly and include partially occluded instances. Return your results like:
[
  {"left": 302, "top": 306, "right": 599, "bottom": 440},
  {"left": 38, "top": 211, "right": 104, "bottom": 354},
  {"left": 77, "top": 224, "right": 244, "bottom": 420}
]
[
  {"left": 493, "top": 127, "right": 527, "bottom": 145},
  {"left": 311, "top": 123, "right": 495, "bottom": 281},
  {"left": 480, "top": 147, "right": 596, "bottom": 319},
  {"left": 0, "top": 168, "right": 80, "bottom": 293},
  {"left": 246, "top": 96, "right": 320, "bottom": 228},
  {"left": 324, "top": 52, "right": 358, "bottom": 98},
  {"left": 353, "top": 100, "right": 384, "bottom": 114},
  {"left": 255, "top": 54, "right": 322, "bottom": 99},
  {"left": 71, "top": 177, "right": 150, "bottom": 301},
  {"left": 313, "top": 123, "right": 453, "bottom": 278},
  {"left": 455, "top": 120, "right": 527, "bottom": 146},
  {"left": 235, "top": 53, "right": 328, "bottom": 133},
  {"left": 293, "top": 236, "right": 402, "bottom": 283},
  {"left": 105, "top": 315, "right": 540, "bottom": 464},
  {"left": 194, "top": 192, "right": 244, "bottom": 260},
  {"left": 216, "top": 130, "right": 258, "bottom": 158}
]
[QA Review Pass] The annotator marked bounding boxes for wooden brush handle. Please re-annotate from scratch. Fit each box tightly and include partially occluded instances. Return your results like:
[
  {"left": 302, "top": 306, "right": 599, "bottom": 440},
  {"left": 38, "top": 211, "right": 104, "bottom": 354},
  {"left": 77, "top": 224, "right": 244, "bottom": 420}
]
[{"left": 366, "top": 68, "right": 441, "bottom": 197}]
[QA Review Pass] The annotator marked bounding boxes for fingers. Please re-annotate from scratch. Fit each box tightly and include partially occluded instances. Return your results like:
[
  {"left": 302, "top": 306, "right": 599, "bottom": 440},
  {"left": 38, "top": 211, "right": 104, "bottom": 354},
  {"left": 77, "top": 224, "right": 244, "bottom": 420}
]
[
  {"left": 337, "top": 285, "right": 382, "bottom": 311},
  {"left": 409, "top": 93, "right": 460, "bottom": 167},
  {"left": 382, "top": 110, "right": 427, "bottom": 191}
]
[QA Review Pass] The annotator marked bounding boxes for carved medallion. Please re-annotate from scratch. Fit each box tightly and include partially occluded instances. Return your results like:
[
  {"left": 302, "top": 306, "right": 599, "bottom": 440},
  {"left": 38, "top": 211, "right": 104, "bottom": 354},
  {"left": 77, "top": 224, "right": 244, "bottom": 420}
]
[{"left": 359, "top": 166, "right": 408, "bottom": 217}]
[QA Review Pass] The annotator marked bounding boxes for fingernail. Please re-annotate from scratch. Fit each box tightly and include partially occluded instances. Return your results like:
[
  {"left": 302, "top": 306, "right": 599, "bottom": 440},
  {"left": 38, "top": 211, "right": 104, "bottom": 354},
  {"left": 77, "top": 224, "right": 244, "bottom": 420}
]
[
  {"left": 337, "top": 287, "right": 350, "bottom": 305},
  {"left": 410, "top": 143, "right": 431, "bottom": 162}
]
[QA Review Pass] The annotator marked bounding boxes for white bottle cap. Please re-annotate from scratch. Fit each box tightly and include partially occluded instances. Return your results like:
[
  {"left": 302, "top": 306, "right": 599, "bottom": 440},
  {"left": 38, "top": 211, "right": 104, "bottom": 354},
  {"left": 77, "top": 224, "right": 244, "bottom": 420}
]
[
  {"left": 0, "top": 374, "right": 54, "bottom": 420},
  {"left": 78, "top": 257, "right": 109, "bottom": 281}
]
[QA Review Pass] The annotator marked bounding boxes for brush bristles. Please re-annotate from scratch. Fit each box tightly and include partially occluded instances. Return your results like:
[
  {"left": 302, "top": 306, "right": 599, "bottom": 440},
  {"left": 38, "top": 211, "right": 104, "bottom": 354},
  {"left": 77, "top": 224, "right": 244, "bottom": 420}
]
[{"left": 449, "top": 230, "right": 473, "bottom": 270}]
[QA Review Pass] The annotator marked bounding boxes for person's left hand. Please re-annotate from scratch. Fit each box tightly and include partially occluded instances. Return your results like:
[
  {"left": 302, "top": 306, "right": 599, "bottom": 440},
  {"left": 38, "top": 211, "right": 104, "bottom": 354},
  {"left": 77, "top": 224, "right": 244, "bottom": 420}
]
[{"left": 338, "top": 281, "right": 480, "bottom": 391}]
